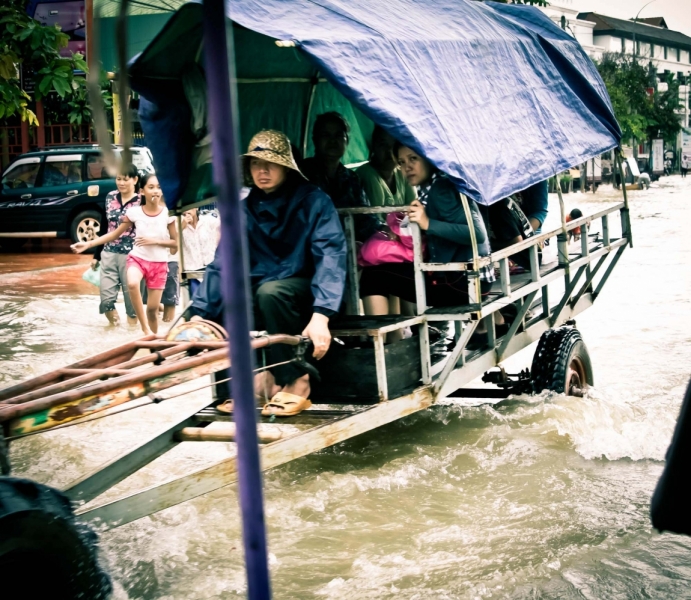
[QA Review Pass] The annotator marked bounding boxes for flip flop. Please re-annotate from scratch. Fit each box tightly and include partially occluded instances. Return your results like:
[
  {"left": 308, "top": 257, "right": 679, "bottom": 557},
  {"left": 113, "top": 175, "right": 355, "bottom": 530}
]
[
  {"left": 261, "top": 392, "right": 312, "bottom": 417},
  {"left": 215, "top": 399, "right": 234, "bottom": 414}
]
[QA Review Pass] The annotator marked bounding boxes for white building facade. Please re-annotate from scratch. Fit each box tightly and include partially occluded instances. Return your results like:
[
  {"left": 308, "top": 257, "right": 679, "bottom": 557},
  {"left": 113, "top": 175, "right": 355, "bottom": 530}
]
[{"left": 540, "top": 3, "right": 691, "bottom": 157}]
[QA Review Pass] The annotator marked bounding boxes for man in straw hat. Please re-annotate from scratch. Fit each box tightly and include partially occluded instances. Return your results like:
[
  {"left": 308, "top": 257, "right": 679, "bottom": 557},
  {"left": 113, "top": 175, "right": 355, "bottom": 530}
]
[{"left": 187, "top": 130, "right": 347, "bottom": 417}]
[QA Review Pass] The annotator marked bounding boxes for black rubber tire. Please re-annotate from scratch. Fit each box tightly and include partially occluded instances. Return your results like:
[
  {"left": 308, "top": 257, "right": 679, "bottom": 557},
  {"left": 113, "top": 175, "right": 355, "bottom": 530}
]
[
  {"left": 0, "top": 238, "right": 27, "bottom": 252},
  {"left": 0, "top": 478, "right": 112, "bottom": 600},
  {"left": 70, "top": 210, "right": 102, "bottom": 247},
  {"left": 531, "top": 326, "right": 594, "bottom": 396}
]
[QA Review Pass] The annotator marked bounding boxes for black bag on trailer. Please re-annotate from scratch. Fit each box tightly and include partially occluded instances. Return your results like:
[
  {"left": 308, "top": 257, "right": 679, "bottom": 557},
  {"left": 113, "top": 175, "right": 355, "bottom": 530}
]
[{"left": 651, "top": 379, "right": 691, "bottom": 536}]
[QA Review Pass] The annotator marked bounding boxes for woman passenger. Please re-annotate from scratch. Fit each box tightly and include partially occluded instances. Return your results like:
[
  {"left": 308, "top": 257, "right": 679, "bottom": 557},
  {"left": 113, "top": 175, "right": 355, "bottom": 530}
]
[
  {"left": 356, "top": 126, "right": 416, "bottom": 214},
  {"left": 359, "top": 144, "right": 494, "bottom": 312}
]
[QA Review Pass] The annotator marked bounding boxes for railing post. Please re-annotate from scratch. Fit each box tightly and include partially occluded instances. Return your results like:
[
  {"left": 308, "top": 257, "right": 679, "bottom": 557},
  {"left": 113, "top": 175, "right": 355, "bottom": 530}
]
[
  {"left": 555, "top": 172, "right": 570, "bottom": 286},
  {"left": 411, "top": 223, "right": 427, "bottom": 314},
  {"left": 343, "top": 214, "right": 361, "bottom": 315},
  {"left": 615, "top": 152, "right": 633, "bottom": 249}
]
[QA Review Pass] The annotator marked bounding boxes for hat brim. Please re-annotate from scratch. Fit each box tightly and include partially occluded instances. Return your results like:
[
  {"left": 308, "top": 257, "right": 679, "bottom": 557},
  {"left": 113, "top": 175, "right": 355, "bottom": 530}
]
[{"left": 242, "top": 150, "right": 306, "bottom": 180}]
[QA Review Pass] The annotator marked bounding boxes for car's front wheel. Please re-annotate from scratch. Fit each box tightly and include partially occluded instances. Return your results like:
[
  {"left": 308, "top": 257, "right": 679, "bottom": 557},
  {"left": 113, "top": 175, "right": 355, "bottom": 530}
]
[{"left": 70, "top": 210, "right": 101, "bottom": 248}]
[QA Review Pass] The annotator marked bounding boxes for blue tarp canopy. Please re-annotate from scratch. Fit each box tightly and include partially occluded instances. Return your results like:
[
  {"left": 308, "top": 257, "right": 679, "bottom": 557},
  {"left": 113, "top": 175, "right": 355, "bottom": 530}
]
[{"left": 129, "top": 0, "right": 621, "bottom": 208}]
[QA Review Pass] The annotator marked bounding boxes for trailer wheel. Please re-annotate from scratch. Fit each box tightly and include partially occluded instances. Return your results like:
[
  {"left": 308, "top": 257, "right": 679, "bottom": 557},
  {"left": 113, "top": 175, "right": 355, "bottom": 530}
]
[
  {"left": 531, "top": 327, "right": 593, "bottom": 397},
  {"left": 0, "top": 478, "right": 111, "bottom": 600}
]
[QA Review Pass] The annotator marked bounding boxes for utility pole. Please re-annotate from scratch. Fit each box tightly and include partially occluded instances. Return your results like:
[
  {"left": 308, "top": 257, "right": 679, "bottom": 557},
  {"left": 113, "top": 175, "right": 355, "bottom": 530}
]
[{"left": 632, "top": 0, "right": 657, "bottom": 63}]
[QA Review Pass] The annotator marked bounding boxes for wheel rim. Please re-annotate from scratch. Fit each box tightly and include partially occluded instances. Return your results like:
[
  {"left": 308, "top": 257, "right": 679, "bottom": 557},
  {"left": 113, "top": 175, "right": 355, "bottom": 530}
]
[
  {"left": 566, "top": 356, "right": 587, "bottom": 397},
  {"left": 76, "top": 218, "right": 99, "bottom": 243}
]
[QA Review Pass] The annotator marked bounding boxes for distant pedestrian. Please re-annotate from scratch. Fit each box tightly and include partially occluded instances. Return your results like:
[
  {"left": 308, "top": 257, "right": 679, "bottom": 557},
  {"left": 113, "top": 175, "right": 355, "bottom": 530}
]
[
  {"left": 91, "top": 165, "right": 141, "bottom": 327},
  {"left": 72, "top": 173, "right": 179, "bottom": 335},
  {"left": 180, "top": 207, "right": 220, "bottom": 295}
]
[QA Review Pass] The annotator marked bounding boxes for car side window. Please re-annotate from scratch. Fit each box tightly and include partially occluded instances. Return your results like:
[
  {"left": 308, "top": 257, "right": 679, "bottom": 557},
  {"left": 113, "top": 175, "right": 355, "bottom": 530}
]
[
  {"left": 2, "top": 158, "right": 42, "bottom": 190},
  {"left": 86, "top": 155, "right": 107, "bottom": 180},
  {"left": 39, "top": 155, "right": 84, "bottom": 187}
]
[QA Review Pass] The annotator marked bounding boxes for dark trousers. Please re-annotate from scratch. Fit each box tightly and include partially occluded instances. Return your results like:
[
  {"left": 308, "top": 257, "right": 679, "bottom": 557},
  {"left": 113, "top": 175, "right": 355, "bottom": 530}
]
[{"left": 213, "top": 277, "right": 313, "bottom": 400}]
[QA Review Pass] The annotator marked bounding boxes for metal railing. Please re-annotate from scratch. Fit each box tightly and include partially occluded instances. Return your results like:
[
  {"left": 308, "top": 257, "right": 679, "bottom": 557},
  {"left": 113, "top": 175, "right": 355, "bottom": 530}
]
[{"left": 337, "top": 170, "right": 632, "bottom": 402}]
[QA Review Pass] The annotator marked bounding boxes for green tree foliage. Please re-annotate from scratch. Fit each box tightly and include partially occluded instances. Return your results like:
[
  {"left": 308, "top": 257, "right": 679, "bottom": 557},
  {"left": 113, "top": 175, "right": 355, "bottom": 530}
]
[
  {"left": 0, "top": 0, "right": 88, "bottom": 124},
  {"left": 596, "top": 52, "right": 682, "bottom": 145}
]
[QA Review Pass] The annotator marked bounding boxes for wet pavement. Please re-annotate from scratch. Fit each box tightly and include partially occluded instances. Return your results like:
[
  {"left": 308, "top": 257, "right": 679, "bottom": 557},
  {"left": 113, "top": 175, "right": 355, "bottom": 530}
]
[{"left": 0, "top": 239, "right": 97, "bottom": 296}]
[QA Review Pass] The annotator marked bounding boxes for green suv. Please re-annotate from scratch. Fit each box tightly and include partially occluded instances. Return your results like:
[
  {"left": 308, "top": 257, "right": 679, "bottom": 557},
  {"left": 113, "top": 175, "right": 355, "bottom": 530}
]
[{"left": 0, "top": 145, "right": 153, "bottom": 251}]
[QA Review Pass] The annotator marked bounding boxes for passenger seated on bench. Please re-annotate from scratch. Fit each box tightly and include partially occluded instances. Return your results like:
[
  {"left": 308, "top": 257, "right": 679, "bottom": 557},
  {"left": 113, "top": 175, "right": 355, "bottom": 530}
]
[
  {"left": 359, "top": 144, "right": 494, "bottom": 312},
  {"left": 302, "top": 111, "right": 379, "bottom": 241},
  {"left": 186, "top": 130, "right": 347, "bottom": 417},
  {"left": 566, "top": 208, "right": 584, "bottom": 241},
  {"left": 518, "top": 179, "right": 549, "bottom": 233},
  {"left": 486, "top": 196, "right": 535, "bottom": 271},
  {"left": 356, "top": 126, "right": 416, "bottom": 215}
]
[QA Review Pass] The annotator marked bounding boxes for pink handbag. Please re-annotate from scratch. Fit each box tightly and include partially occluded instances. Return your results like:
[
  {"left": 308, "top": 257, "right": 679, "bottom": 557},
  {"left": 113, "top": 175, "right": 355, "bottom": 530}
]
[{"left": 357, "top": 212, "right": 415, "bottom": 267}]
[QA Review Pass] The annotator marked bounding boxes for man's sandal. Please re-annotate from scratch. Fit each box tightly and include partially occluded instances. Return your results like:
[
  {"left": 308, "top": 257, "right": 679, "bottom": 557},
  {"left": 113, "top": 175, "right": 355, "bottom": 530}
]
[
  {"left": 261, "top": 392, "right": 312, "bottom": 417},
  {"left": 215, "top": 399, "right": 234, "bottom": 414}
]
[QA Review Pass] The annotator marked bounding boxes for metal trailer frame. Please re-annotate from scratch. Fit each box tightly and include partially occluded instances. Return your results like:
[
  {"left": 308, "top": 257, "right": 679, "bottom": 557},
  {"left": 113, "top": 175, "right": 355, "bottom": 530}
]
[{"left": 7, "top": 167, "right": 627, "bottom": 531}]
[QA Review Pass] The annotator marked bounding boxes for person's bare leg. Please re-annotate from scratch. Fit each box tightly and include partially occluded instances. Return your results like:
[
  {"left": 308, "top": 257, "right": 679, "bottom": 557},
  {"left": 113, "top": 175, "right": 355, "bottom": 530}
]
[
  {"left": 162, "top": 305, "right": 175, "bottom": 322},
  {"left": 363, "top": 295, "right": 389, "bottom": 316},
  {"left": 145, "top": 289, "right": 164, "bottom": 334},
  {"left": 254, "top": 370, "right": 281, "bottom": 402},
  {"left": 104, "top": 309, "right": 120, "bottom": 326},
  {"left": 386, "top": 295, "right": 404, "bottom": 343},
  {"left": 281, "top": 374, "right": 310, "bottom": 398},
  {"left": 363, "top": 294, "right": 392, "bottom": 342},
  {"left": 400, "top": 299, "right": 416, "bottom": 316},
  {"left": 127, "top": 315, "right": 139, "bottom": 326},
  {"left": 126, "top": 268, "right": 150, "bottom": 335}
]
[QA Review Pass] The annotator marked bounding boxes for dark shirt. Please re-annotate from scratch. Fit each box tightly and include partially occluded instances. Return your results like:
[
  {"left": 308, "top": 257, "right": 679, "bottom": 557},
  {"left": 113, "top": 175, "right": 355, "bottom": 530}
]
[
  {"left": 418, "top": 173, "right": 491, "bottom": 263},
  {"left": 188, "top": 173, "right": 347, "bottom": 320},
  {"left": 487, "top": 197, "right": 534, "bottom": 269},
  {"left": 518, "top": 179, "right": 549, "bottom": 231},
  {"left": 302, "top": 157, "right": 379, "bottom": 241},
  {"left": 94, "top": 191, "right": 142, "bottom": 261}
]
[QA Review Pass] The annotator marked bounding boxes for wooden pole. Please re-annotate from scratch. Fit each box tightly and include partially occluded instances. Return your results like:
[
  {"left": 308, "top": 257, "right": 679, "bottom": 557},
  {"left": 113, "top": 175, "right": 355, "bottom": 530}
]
[{"left": 35, "top": 101, "right": 46, "bottom": 147}]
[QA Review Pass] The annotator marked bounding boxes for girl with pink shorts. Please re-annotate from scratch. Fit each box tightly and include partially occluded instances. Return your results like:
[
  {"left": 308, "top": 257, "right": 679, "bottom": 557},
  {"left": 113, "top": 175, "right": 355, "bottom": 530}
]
[{"left": 72, "top": 173, "right": 179, "bottom": 335}]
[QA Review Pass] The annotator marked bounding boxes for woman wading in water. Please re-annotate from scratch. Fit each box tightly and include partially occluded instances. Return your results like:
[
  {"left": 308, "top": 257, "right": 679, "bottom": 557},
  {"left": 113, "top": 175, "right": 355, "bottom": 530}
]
[{"left": 72, "top": 173, "right": 178, "bottom": 335}]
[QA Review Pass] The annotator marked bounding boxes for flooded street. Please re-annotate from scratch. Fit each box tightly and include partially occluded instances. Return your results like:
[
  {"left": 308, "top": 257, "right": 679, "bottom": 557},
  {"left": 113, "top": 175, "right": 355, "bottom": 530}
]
[{"left": 2, "top": 177, "right": 691, "bottom": 599}]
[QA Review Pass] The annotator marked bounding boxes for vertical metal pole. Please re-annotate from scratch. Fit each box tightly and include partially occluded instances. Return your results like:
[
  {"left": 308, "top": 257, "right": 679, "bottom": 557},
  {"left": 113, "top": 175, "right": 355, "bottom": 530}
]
[
  {"left": 615, "top": 152, "right": 633, "bottom": 248},
  {"left": 459, "top": 194, "right": 481, "bottom": 308},
  {"left": 411, "top": 222, "right": 430, "bottom": 385},
  {"left": 203, "top": 1, "right": 271, "bottom": 598},
  {"left": 344, "top": 215, "right": 361, "bottom": 315},
  {"left": 411, "top": 223, "right": 427, "bottom": 314},
  {"left": 555, "top": 173, "right": 570, "bottom": 286}
]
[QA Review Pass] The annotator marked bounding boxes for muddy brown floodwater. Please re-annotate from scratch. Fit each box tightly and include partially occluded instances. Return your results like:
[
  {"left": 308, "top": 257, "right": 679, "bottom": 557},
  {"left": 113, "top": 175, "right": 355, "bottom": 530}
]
[{"left": 2, "top": 177, "right": 691, "bottom": 599}]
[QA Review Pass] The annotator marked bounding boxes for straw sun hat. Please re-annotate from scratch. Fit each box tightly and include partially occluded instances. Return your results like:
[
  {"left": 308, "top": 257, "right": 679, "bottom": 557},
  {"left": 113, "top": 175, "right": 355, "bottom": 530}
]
[{"left": 242, "top": 130, "right": 306, "bottom": 184}]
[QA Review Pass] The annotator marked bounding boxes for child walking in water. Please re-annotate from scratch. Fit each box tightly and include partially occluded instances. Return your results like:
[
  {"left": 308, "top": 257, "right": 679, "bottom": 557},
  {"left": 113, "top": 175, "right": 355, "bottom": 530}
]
[{"left": 72, "top": 173, "right": 178, "bottom": 335}]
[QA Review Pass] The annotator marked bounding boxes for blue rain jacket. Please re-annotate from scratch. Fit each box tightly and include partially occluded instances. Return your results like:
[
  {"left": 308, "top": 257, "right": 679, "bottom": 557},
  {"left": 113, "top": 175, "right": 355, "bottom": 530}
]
[{"left": 189, "top": 175, "right": 347, "bottom": 319}]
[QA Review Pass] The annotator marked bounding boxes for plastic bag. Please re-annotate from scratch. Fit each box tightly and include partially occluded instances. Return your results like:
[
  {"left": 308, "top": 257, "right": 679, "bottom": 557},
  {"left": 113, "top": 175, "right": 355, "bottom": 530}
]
[
  {"left": 357, "top": 212, "right": 415, "bottom": 267},
  {"left": 82, "top": 264, "right": 100, "bottom": 288}
]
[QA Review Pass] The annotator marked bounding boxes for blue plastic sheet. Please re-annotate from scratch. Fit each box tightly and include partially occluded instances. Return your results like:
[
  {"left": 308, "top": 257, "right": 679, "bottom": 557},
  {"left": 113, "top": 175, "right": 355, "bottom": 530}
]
[{"left": 131, "top": 0, "right": 621, "bottom": 207}]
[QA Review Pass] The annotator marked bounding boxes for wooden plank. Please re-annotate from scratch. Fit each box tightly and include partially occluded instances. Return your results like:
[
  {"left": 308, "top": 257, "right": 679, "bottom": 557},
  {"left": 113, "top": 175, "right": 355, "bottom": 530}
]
[{"left": 77, "top": 387, "right": 434, "bottom": 529}]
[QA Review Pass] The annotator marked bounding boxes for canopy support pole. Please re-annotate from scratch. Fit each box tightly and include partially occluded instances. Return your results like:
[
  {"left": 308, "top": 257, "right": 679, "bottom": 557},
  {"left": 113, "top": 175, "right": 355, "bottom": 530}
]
[
  {"left": 203, "top": 1, "right": 271, "bottom": 598},
  {"left": 615, "top": 150, "right": 633, "bottom": 248},
  {"left": 302, "top": 73, "right": 320, "bottom": 157}
]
